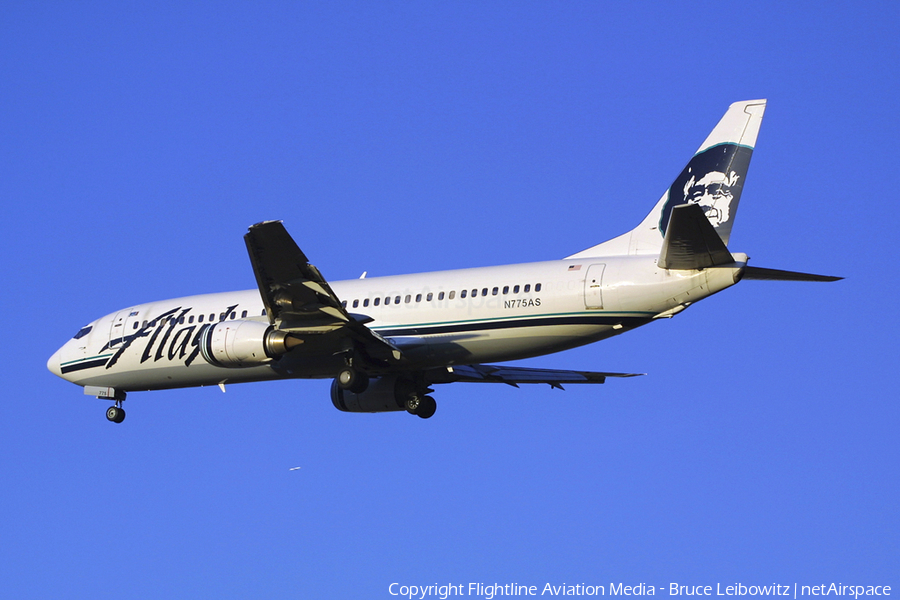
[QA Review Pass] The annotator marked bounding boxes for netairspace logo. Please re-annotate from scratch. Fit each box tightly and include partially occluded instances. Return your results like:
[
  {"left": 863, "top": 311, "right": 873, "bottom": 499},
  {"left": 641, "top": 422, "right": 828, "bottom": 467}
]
[{"left": 387, "top": 583, "right": 892, "bottom": 600}]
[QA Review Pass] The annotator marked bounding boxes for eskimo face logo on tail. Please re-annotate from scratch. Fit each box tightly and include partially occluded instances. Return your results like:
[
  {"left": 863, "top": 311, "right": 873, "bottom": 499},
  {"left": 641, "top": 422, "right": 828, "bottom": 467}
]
[{"left": 659, "top": 143, "right": 754, "bottom": 240}]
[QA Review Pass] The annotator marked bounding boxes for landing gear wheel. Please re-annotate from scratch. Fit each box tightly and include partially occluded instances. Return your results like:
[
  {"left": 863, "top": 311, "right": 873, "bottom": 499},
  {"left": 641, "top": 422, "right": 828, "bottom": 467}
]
[
  {"left": 405, "top": 395, "right": 421, "bottom": 414},
  {"left": 106, "top": 406, "right": 125, "bottom": 423},
  {"left": 337, "top": 368, "right": 369, "bottom": 394},
  {"left": 416, "top": 396, "right": 437, "bottom": 419}
]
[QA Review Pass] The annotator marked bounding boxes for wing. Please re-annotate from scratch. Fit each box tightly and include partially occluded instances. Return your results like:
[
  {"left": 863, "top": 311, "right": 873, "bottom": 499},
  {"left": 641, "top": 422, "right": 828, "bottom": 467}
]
[
  {"left": 438, "top": 364, "right": 643, "bottom": 390},
  {"left": 244, "top": 221, "right": 402, "bottom": 362}
]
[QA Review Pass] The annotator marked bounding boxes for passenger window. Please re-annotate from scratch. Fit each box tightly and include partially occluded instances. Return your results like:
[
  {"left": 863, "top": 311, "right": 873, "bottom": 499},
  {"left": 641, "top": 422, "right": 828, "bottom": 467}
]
[
  {"left": 384, "top": 297, "right": 390, "bottom": 305},
  {"left": 461, "top": 290, "right": 467, "bottom": 298},
  {"left": 180, "top": 317, "right": 186, "bottom": 324},
  {"left": 426, "top": 292, "right": 433, "bottom": 301},
  {"left": 341, "top": 301, "right": 347, "bottom": 308},
  {"left": 416, "top": 294, "right": 422, "bottom": 302},
  {"left": 471, "top": 289, "right": 478, "bottom": 297},
  {"left": 189, "top": 316, "right": 195, "bottom": 323},
  {"left": 438, "top": 292, "right": 444, "bottom": 301},
  {"left": 482, "top": 288, "right": 488, "bottom": 296},
  {"left": 524, "top": 284, "right": 531, "bottom": 293},
  {"left": 449, "top": 291, "right": 455, "bottom": 300},
  {"left": 241, "top": 310, "right": 248, "bottom": 318},
  {"left": 535, "top": 283, "right": 542, "bottom": 292},
  {"left": 363, "top": 299, "right": 369, "bottom": 307},
  {"left": 133, "top": 322, "right": 139, "bottom": 329},
  {"left": 514, "top": 285, "right": 520, "bottom": 293},
  {"left": 405, "top": 295, "right": 411, "bottom": 303},
  {"left": 198, "top": 315, "right": 204, "bottom": 323},
  {"left": 492, "top": 287, "right": 498, "bottom": 296},
  {"left": 374, "top": 298, "right": 380, "bottom": 306},
  {"left": 395, "top": 296, "right": 401, "bottom": 304},
  {"left": 503, "top": 286, "right": 509, "bottom": 294},
  {"left": 353, "top": 299, "right": 359, "bottom": 308},
  {"left": 262, "top": 309, "right": 267, "bottom": 316}
]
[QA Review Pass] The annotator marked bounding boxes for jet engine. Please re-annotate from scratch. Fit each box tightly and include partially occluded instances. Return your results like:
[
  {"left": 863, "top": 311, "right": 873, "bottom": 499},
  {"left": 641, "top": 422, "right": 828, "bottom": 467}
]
[
  {"left": 198, "top": 321, "right": 299, "bottom": 368},
  {"left": 330, "top": 376, "right": 410, "bottom": 413}
]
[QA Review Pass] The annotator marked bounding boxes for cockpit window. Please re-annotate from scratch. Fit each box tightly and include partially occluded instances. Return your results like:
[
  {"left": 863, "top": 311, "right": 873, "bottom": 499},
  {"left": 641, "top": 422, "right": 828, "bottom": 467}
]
[{"left": 73, "top": 326, "right": 92, "bottom": 340}]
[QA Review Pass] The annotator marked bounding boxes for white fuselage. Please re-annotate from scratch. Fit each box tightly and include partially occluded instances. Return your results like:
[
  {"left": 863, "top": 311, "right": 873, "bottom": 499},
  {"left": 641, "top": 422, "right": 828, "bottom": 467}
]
[{"left": 48, "top": 255, "right": 745, "bottom": 392}]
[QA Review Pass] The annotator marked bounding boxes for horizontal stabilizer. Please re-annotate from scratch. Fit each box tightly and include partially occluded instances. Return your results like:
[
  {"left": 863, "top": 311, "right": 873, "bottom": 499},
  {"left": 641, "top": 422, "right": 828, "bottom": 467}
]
[
  {"left": 741, "top": 266, "right": 842, "bottom": 282},
  {"left": 658, "top": 203, "right": 733, "bottom": 270}
]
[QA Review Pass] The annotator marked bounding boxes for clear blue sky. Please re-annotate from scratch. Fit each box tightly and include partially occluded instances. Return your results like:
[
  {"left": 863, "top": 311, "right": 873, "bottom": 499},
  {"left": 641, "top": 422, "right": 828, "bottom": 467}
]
[{"left": 2, "top": 2, "right": 897, "bottom": 598}]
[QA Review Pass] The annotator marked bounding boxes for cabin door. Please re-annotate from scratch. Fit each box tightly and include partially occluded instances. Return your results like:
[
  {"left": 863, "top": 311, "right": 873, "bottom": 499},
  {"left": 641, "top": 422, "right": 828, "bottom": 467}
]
[{"left": 584, "top": 263, "right": 605, "bottom": 309}]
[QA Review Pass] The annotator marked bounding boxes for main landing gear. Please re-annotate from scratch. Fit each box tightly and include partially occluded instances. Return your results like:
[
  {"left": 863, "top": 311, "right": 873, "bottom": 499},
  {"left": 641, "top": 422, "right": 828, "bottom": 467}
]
[
  {"left": 405, "top": 394, "right": 437, "bottom": 419},
  {"left": 334, "top": 364, "right": 438, "bottom": 419},
  {"left": 337, "top": 367, "right": 369, "bottom": 394}
]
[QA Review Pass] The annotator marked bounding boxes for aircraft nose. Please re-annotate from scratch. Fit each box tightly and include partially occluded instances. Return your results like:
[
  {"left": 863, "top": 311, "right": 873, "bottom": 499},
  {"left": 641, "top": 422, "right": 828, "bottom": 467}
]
[{"left": 47, "top": 346, "right": 64, "bottom": 379}]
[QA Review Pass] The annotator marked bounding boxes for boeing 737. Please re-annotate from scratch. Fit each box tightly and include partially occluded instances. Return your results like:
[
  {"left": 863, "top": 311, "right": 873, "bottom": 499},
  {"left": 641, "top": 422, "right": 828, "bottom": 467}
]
[{"left": 47, "top": 99, "right": 840, "bottom": 422}]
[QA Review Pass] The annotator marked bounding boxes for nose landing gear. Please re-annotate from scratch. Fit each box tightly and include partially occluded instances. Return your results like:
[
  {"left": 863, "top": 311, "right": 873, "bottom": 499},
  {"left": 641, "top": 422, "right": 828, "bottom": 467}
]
[
  {"left": 101, "top": 390, "right": 127, "bottom": 423},
  {"left": 85, "top": 386, "right": 127, "bottom": 423},
  {"left": 105, "top": 404, "right": 126, "bottom": 423}
]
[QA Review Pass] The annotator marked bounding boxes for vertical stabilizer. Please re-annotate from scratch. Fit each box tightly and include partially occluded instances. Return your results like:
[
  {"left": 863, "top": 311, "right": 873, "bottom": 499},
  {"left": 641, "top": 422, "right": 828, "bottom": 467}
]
[{"left": 567, "top": 99, "right": 766, "bottom": 259}]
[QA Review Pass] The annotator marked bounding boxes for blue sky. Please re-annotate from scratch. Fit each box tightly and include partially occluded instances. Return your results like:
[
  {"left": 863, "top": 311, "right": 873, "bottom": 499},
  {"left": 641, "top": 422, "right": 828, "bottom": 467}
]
[{"left": 2, "top": 2, "right": 897, "bottom": 598}]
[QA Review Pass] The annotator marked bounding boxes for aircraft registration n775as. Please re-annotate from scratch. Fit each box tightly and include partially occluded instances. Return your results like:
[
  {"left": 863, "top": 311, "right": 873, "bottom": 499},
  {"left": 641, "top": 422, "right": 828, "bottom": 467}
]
[{"left": 48, "top": 99, "right": 840, "bottom": 423}]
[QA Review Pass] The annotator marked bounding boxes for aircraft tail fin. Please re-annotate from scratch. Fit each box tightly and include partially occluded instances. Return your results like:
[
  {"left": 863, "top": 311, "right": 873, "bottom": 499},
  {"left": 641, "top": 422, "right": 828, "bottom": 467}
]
[{"left": 567, "top": 99, "right": 767, "bottom": 259}]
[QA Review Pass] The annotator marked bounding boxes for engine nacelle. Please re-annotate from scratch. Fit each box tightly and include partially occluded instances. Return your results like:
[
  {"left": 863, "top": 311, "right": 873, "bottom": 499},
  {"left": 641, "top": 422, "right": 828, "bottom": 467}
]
[
  {"left": 199, "top": 320, "right": 295, "bottom": 368},
  {"left": 331, "top": 376, "right": 412, "bottom": 413}
]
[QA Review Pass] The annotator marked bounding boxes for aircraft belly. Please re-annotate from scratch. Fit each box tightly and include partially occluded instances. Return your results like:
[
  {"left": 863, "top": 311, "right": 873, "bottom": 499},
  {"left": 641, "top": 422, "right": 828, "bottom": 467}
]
[{"left": 424, "top": 323, "right": 620, "bottom": 364}]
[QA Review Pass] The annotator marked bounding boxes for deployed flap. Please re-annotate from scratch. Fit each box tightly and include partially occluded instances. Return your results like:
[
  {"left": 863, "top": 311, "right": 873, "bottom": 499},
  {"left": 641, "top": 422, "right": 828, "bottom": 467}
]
[
  {"left": 446, "top": 364, "right": 642, "bottom": 389},
  {"left": 244, "top": 221, "right": 403, "bottom": 360},
  {"left": 741, "top": 266, "right": 842, "bottom": 282},
  {"left": 658, "top": 203, "right": 734, "bottom": 270}
]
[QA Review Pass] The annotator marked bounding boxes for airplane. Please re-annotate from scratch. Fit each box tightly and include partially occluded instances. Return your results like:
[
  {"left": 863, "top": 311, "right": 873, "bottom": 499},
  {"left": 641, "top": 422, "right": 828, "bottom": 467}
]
[{"left": 47, "top": 99, "right": 840, "bottom": 423}]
